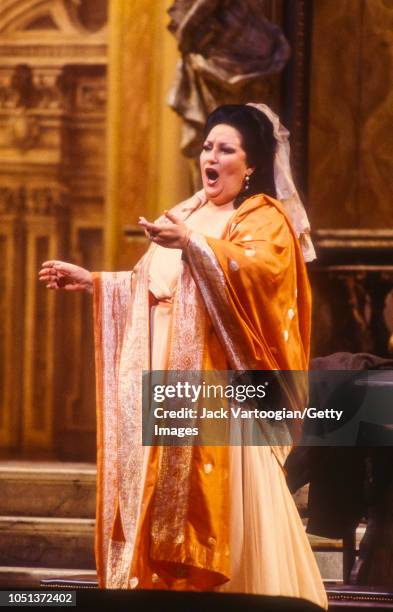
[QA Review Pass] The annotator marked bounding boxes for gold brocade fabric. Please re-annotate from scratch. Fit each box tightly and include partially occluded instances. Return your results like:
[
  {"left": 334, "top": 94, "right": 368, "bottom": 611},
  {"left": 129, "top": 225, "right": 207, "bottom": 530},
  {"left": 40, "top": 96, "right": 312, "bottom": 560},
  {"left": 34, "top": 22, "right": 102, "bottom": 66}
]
[{"left": 93, "top": 193, "right": 232, "bottom": 589}]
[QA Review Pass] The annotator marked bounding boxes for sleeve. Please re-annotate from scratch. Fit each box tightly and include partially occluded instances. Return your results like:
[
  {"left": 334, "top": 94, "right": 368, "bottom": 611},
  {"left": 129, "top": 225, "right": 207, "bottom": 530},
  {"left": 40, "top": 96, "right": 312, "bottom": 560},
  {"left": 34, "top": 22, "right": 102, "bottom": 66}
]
[
  {"left": 184, "top": 201, "right": 310, "bottom": 372},
  {"left": 92, "top": 271, "right": 134, "bottom": 585}
]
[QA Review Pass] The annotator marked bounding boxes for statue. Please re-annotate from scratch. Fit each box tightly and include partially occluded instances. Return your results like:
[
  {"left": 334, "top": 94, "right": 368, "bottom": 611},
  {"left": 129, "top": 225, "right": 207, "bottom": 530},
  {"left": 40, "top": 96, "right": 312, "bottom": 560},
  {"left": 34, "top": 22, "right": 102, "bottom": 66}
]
[{"left": 168, "top": 0, "right": 291, "bottom": 157}]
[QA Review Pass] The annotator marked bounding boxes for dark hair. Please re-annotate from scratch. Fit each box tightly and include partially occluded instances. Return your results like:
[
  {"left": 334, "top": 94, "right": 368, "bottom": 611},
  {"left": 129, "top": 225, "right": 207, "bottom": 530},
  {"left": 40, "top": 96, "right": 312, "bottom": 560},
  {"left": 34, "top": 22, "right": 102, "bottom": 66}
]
[{"left": 204, "top": 104, "right": 277, "bottom": 206}]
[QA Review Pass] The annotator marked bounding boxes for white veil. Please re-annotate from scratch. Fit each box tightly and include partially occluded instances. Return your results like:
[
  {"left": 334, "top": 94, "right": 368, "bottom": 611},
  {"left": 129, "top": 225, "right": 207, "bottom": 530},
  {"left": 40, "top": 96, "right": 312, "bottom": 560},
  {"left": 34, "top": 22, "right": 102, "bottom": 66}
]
[{"left": 247, "top": 102, "right": 316, "bottom": 262}]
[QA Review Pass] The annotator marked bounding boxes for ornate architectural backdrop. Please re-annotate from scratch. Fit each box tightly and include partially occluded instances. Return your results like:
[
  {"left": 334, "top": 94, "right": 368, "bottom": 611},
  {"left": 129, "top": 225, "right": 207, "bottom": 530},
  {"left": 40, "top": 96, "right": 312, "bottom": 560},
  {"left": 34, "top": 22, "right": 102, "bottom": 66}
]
[
  {"left": 0, "top": 0, "right": 107, "bottom": 458},
  {"left": 1, "top": 0, "right": 392, "bottom": 460}
]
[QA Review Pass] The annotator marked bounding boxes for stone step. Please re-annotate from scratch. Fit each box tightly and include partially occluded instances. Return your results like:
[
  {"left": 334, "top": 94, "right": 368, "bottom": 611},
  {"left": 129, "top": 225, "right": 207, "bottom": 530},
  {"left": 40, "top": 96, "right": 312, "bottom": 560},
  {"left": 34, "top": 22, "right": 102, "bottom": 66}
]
[
  {"left": 0, "top": 516, "right": 95, "bottom": 570},
  {"left": 307, "top": 525, "right": 366, "bottom": 582},
  {"left": 0, "top": 567, "right": 97, "bottom": 589},
  {"left": 0, "top": 461, "right": 96, "bottom": 518},
  {"left": 307, "top": 524, "right": 366, "bottom": 552},
  {"left": 292, "top": 484, "right": 309, "bottom": 516}
]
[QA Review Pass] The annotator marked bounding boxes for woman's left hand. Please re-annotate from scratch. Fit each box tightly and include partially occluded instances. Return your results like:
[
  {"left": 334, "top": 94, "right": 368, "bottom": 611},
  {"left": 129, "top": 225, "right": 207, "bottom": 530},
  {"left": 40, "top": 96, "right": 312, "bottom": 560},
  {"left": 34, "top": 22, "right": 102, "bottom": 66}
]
[{"left": 138, "top": 211, "right": 190, "bottom": 249}]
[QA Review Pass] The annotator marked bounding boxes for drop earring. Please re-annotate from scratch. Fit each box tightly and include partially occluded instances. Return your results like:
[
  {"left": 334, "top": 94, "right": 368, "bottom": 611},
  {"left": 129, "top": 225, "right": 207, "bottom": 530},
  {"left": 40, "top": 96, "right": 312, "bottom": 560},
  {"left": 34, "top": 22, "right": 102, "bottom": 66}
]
[{"left": 244, "top": 174, "right": 250, "bottom": 191}]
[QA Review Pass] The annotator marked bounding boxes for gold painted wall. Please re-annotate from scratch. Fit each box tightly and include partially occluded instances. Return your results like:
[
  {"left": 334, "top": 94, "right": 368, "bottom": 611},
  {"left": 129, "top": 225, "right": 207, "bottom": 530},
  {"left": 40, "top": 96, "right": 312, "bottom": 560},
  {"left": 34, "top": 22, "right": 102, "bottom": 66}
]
[
  {"left": 0, "top": 0, "right": 107, "bottom": 459},
  {"left": 105, "top": 0, "right": 189, "bottom": 270},
  {"left": 0, "top": 0, "right": 192, "bottom": 459},
  {"left": 308, "top": 0, "right": 393, "bottom": 229}
]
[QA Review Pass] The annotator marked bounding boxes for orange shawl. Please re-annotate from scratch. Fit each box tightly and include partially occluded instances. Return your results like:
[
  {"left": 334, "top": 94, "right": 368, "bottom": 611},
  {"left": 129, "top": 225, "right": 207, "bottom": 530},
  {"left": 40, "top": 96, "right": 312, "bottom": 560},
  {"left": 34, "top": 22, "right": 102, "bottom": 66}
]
[{"left": 93, "top": 194, "right": 311, "bottom": 589}]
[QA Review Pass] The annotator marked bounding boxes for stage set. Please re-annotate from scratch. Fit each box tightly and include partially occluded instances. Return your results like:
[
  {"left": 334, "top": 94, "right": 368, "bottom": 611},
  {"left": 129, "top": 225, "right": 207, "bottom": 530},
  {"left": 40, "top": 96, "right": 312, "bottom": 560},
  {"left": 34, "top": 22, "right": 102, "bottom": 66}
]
[{"left": 1, "top": 0, "right": 393, "bottom": 610}]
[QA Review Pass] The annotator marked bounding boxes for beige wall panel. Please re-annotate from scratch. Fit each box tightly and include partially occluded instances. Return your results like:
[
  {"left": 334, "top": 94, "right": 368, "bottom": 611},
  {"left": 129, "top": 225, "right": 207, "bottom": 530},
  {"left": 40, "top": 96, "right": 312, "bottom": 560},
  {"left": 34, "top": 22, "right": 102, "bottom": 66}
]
[
  {"left": 106, "top": 0, "right": 159, "bottom": 269},
  {"left": 23, "top": 220, "right": 57, "bottom": 450},
  {"left": 308, "top": 0, "right": 362, "bottom": 228},
  {"left": 154, "top": 2, "right": 190, "bottom": 216},
  {"left": 0, "top": 217, "right": 22, "bottom": 448},
  {"left": 106, "top": 0, "right": 189, "bottom": 270},
  {"left": 65, "top": 226, "right": 103, "bottom": 431},
  {"left": 357, "top": 1, "right": 393, "bottom": 227},
  {"left": 309, "top": 0, "right": 393, "bottom": 229}
]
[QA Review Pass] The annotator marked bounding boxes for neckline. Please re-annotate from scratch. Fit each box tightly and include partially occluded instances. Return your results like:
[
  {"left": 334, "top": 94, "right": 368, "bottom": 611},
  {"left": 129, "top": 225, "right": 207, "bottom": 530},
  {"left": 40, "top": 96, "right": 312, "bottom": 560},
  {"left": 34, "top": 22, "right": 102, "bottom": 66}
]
[{"left": 204, "top": 199, "right": 235, "bottom": 212}]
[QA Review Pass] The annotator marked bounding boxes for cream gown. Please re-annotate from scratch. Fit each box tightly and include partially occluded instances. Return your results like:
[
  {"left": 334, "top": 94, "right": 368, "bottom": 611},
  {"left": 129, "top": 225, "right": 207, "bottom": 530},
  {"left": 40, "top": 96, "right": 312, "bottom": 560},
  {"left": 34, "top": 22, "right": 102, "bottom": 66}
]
[{"left": 146, "top": 199, "right": 327, "bottom": 609}]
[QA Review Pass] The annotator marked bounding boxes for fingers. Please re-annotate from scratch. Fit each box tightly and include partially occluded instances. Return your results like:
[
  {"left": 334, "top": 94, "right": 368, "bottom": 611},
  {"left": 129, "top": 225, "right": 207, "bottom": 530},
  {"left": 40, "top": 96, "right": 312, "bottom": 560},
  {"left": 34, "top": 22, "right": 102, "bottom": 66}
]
[
  {"left": 39, "top": 262, "right": 67, "bottom": 281},
  {"left": 138, "top": 217, "right": 171, "bottom": 233},
  {"left": 38, "top": 270, "right": 57, "bottom": 282},
  {"left": 138, "top": 213, "right": 185, "bottom": 249},
  {"left": 38, "top": 270, "right": 59, "bottom": 289},
  {"left": 41, "top": 260, "right": 65, "bottom": 269},
  {"left": 164, "top": 210, "right": 180, "bottom": 224},
  {"left": 38, "top": 265, "right": 61, "bottom": 278},
  {"left": 138, "top": 217, "right": 157, "bottom": 232},
  {"left": 38, "top": 260, "right": 92, "bottom": 293},
  {"left": 39, "top": 275, "right": 59, "bottom": 289},
  {"left": 64, "top": 284, "right": 84, "bottom": 291},
  {"left": 138, "top": 217, "right": 167, "bottom": 244},
  {"left": 39, "top": 260, "right": 66, "bottom": 289}
]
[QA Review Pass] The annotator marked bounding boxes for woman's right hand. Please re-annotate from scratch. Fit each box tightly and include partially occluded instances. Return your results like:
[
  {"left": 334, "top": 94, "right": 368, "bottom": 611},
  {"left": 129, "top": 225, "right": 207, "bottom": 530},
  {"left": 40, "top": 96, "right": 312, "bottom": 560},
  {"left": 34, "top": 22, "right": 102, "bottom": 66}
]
[{"left": 38, "top": 261, "right": 93, "bottom": 294}]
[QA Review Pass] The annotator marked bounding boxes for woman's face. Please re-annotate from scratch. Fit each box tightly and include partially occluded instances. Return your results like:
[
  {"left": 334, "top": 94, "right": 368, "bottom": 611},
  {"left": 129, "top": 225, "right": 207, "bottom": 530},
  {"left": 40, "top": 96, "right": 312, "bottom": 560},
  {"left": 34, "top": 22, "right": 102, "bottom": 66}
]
[{"left": 200, "top": 124, "right": 254, "bottom": 205}]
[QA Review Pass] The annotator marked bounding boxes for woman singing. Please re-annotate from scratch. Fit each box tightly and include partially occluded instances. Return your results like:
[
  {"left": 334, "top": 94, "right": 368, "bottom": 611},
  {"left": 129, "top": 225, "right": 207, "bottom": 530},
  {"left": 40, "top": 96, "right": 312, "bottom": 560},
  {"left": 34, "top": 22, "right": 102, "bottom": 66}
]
[{"left": 39, "top": 104, "right": 327, "bottom": 609}]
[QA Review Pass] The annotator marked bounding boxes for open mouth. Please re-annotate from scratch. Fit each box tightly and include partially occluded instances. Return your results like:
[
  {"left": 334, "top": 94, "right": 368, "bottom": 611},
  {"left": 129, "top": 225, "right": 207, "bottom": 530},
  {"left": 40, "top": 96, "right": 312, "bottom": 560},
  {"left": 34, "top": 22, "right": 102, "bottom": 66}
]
[{"left": 205, "top": 168, "right": 219, "bottom": 185}]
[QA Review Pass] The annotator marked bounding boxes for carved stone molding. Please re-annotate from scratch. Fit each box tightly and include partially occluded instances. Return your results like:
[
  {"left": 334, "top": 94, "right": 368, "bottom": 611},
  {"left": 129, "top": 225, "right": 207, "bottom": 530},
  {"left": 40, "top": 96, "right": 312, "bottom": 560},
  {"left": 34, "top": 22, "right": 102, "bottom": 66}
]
[
  {"left": 25, "top": 186, "right": 67, "bottom": 216},
  {"left": 311, "top": 266, "right": 393, "bottom": 358},
  {"left": 33, "top": 67, "right": 66, "bottom": 110},
  {"left": 0, "top": 185, "right": 67, "bottom": 216},
  {"left": 0, "top": 66, "right": 67, "bottom": 112},
  {"left": 1, "top": 44, "right": 107, "bottom": 65},
  {"left": 0, "top": 0, "right": 107, "bottom": 36},
  {"left": 0, "top": 69, "right": 20, "bottom": 108},
  {"left": 8, "top": 109, "right": 41, "bottom": 151},
  {"left": 310, "top": 229, "right": 393, "bottom": 357},
  {"left": 0, "top": 65, "right": 107, "bottom": 160},
  {"left": 63, "top": 0, "right": 107, "bottom": 34},
  {"left": 0, "top": 1, "right": 107, "bottom": 67},
  {"left": 0, "top": 187, "right": 22, "bottom": 214},
  {"left": 74, "top": 78, "right": 106, "bottom": 113},
  {"left": 315, "top": 229, "right": 393, "bottom": 251}
]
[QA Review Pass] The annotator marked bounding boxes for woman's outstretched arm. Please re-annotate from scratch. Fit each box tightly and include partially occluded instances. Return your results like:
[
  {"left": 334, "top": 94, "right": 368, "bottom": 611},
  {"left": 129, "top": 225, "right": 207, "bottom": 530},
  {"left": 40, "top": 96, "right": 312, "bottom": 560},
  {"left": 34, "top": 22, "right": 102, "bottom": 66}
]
[{"left": 38, "top": 260, "right": 93, "bottom": 294}]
